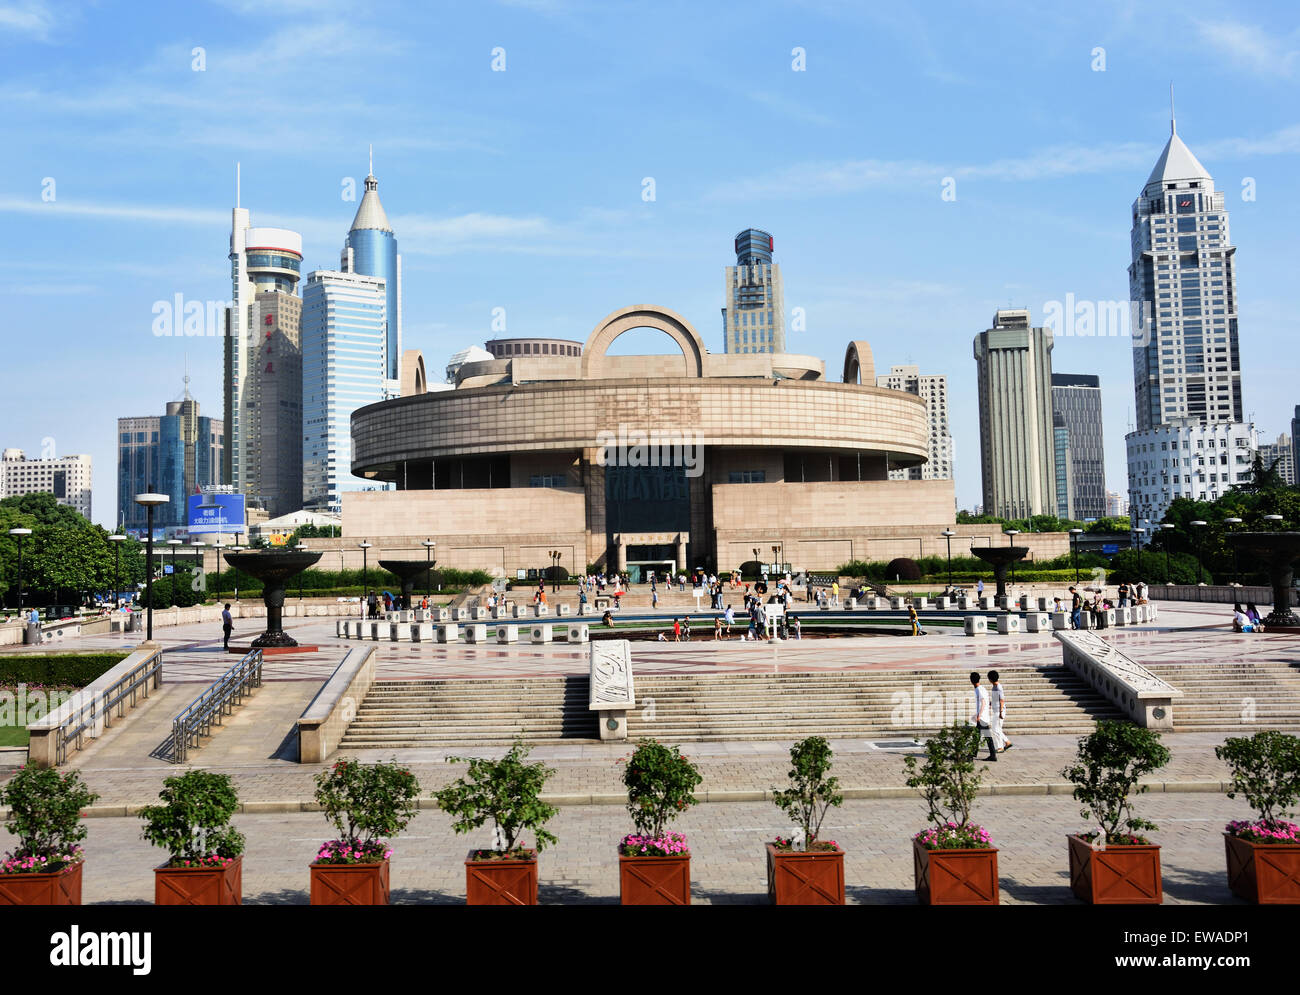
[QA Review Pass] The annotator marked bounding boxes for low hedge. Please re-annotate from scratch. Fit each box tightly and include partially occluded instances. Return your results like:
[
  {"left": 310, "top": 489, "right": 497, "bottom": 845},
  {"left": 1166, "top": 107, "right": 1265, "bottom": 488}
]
[{"left": 0, "top": 652, "right": 130, "bottom": 688}]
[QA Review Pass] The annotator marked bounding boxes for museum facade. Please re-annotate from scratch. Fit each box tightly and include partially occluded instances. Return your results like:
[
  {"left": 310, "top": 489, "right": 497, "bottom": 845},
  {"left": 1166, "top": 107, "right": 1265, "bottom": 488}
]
[{"left": 346, "top": 305, "right": 1066, "bottom": 578}]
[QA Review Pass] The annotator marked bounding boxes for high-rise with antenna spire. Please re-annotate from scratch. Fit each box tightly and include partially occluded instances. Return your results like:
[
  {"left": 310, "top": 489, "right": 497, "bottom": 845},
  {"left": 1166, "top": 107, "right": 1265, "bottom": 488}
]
[
  {"left": 1124, "top": 99, "right": 1256, "bottom": 526},
  {"left": 340, "top": 149, "right": 401, "bottom": 387}
]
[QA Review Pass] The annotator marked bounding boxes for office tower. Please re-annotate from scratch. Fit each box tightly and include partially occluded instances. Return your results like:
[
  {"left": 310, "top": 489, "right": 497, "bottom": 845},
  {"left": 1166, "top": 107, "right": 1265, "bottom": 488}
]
[
  {"left": 1, "top": 449, "right": 92, "bottom": 520},
  {"left": 1051, "top": 373, "right": 1105, "bottom": 520},
  {"left": 340, "top": 156, "right": 401, "bottom": 392},
  {"left": 301, "top": 270, "right": 388, "bottom": 513},
  {"left": 117, "top": 384, "right": 224, "bottom": 531},
  {"left": 721, "top": 228, "right": 786, "bottom": 354},
  {"left": 1106, "top": 490, "right": 1129, "bottom": 518},
  {"left": 972, "top": 308, "right": 1056, "bottom": 519},
  {"left": 1257, "top": 432, "right": 1296, "bottom": 486},
  {"left": 224, "top": 200, "right": 304, "bottom": 517},
  {"left": 1125, "top": 108, "right": 1253, "bottom": 523},
  {"left": 1291, "top": 406, "right": 1300, "bottom": 482},
  {"left": 1053, "top": 412, "right": 1073, "bottom": 519},
  {"left": 875, "top": 365, "right": 953, "bottom": 480}
]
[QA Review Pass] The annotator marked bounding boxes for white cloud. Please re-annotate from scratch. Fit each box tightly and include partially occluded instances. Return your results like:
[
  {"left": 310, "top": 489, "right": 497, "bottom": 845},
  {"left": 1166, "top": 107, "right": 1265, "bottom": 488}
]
[
  {"left": 1195, "top": 19, "right": 1300, "bottom": 77},
  {"left": 0, "top": 1, "right": 55, "bottom": 39}
]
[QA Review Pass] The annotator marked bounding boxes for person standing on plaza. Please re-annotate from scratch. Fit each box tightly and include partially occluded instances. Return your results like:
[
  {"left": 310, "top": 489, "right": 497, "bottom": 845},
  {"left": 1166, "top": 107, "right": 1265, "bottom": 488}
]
[
  {"left": 976, "top": 578, "right": 985, "bottom": 601},
  {"left": 723, "top": 603, "right": 734, "bottom": 638},
  {"left": 970, "top": 672, "right": 996, "bottom": 761},
  {"left": 1069, "top": 586, "right": 1082, "bottom": 630},
  {"left": 222, "top": 602, "right": 233, "bottom": 650},
  {"left": 682, "top": 615, "right": 691, "bottom": 642},
  {"left": 791, "top": 614, "right": 801, "bottom": 639},
  {"left": 988, "top": 670, "right": 1011, "bottom": 752},
  {"left": 908, "top": 602, "right": 925, "bottom": 636},
  {"left": 672, "top": 617, "right": 681, "bottom": 642},
  {"left": 831, "top": 580, "right": 839, "bottom": 606},
  {"left": 714, "top": 616, "right": 722, "bottom": 640}
]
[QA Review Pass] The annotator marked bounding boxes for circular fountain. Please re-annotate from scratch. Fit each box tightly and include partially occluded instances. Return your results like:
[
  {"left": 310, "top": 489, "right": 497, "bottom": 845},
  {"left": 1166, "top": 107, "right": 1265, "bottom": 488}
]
[
  {"left": 1226, "top": 532, "right": 1300, "bottom": 629},
  {"left": 970, "top": 546, "right": 1029, "bottom": 601},
  {"left": 377, "top": 560, "right": 435, "bottom": 609},
  {"left": 223, "top": 549, "right": 323, "bottom": 649}
]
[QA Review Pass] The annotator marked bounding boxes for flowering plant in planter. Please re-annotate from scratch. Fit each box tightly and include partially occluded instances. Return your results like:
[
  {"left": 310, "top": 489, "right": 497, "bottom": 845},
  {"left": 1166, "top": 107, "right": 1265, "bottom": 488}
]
[
  {"left": 432, "top": 739, "right": 558, "bottom": 860},
  {"left": 138, "top": 770, "right": 245, "bottom": 867},
  {"left": 0, "top": 766, "right": 98, "bottom": 875},
  {"left": 313, "top": 759, "right": 420, "bottom": 863},
  {"left": 620, "top": 831, "right": 688, "bottom": 857},
  {"left": 770, "top": 736, "right": 843, "bottom": 851},
  {"left": 620, "top": 738, "right": 702, "bottom": 852},
  {"left": 1061, "top": 720, "right": 1170, "bottom": 846},
  {"left": 904, "top": 723, "right": 991, "bottom": 849},
  {"left": 1215, "top": 731, "right": 1300, "bottom": 842}
]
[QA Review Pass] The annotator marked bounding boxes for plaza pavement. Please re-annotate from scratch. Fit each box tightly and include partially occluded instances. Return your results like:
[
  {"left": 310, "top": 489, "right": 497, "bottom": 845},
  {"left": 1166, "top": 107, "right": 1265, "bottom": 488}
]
[{"left": 65, "top": 793, "right": 1255, "bottom": 904}]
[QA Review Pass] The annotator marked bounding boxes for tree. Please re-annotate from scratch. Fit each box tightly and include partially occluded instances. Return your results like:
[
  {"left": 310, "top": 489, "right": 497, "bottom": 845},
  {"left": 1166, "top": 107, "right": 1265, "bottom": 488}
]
[{"left": 1061, "top": 721, "right": 1170, "bottom": 844}]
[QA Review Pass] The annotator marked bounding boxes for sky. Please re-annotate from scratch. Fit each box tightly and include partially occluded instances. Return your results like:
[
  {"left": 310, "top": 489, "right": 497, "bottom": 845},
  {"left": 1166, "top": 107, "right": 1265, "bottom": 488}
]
[{"left": 1, "top": 0, "right": 1297, "bottom": 528}]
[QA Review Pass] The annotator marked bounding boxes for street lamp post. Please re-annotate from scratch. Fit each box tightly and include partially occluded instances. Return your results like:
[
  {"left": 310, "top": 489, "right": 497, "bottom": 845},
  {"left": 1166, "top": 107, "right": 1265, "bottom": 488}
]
[
  {"left": 133, "top": 493, "right": 170, "bottom": 641},
  {"left": 298, "top": 541, "right": 307, "bottom": 603},
  {"left": 1005, "top": 529, "right": 1020, "bottom": 585},
  {"left": 1069, "top": 528, "right": 1083, "bottom": 583},
  {"left": 167, "top": 539, "right": 182, "bottom": 604},
  {"left": 1161, "top": 523, "right": 1175, "bottom": 582},
  {"left": 1190, "top": 520, "right": 1208, "bottom": 585},
  {"left": 1224, "top": 518, "right": 1243, "bottom": 585},
  {"left": 109, "top": 533, "right": 125, "bottom": 609},
  {"left": 548, "top": 550, "right": 561, "bottom": 593},
  {"left": 941, "top": 529, "right": 955, "bottom": 590},
  {"left": 1132, "top": 527, "right": 1145, "bottom": 579},
  {"left": 422, "top": 540, "right": 435, "bottom": 600},
  {"left": 358, "top": 541, "right": 372, "bottom": 617},
  {"left": 8, "top": 527, "right": 32, "bottom": 616}
]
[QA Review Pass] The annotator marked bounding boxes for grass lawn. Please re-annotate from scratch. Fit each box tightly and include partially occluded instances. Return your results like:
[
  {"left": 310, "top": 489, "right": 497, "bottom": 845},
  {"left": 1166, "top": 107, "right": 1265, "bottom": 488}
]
[{"left": 0, "top": 724, "right": 29, "bottom": 748}]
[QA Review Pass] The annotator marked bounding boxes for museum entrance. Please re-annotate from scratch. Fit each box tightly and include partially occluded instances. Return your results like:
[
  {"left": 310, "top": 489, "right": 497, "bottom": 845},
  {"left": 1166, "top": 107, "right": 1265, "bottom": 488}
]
[
  {"left": 626, "top": 545, "right": 676, "bottom": 585},
  {"left": 605, "top": 463, "right": 691, "bottom": 571}
]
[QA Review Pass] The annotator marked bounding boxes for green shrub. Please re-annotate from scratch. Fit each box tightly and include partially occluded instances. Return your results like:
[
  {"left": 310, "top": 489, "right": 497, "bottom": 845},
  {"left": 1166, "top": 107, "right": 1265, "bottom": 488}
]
[
  {"left": 904, "top": 723, "right": 987, "bottom": 841},
  {"left": 432, "top": 739, "right": 558, "bottom": 858},
  {"left": 138, "top": 770, "right": 244, "bottom": 867},
  {"left": 0, "top": 653, "right": 128, "bottom": 688},
  {"left": 1061, "top": 721, "right": 1170, "bottom": 845},
  {"left": 622, "top": 739, "right": 703, "bottom": 839},
  {"left": 0, "top": 767, "right": 99, "bottom": 873},
  {"left": 770, "top": 736, "right": 843, "bottom": 851},
  {"left": 313, "top": 759, "right": 421, "bottom": 863},
  {"left": 1215, "top": 731, "right": 1300, "bottom": 828},
  {"left": 885, "top": 557, "right": 921, "bottom": 581}
]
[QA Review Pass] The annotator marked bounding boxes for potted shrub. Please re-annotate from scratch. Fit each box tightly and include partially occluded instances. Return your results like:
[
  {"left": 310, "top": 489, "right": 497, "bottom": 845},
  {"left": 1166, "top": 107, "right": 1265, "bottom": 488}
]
[
  {"left": 767, "top": 735, "right": 845, "bottom": 905},
  {"left": 1216, "top": 731, "right": 1300, "bottom": 904},
  {"left": 1061, "top": 721, "right": 1170, "bottom": 905},
  {"left": 432, "top": 739, "right": 558, "bottom": 906},
  {"left": 0, "top": 766, "right": 97, "bottom": 906},
  {"left": 903, "top": 723, "right": 998, "bottom": 905},
  {"left": 139, "top": 770, "right": 245, "bottom": 906},
  {"left": 310, "top": 759, "right": 420, "bottom": 905},
  {"left": 618, "top": 738, "right": 702, "bottom": 905}
]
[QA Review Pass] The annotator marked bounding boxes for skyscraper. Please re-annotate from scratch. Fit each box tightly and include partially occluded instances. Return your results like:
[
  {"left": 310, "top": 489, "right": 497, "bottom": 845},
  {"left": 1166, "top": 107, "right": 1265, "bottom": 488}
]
[
  {"left": 1051, "top": 373, "right": 1105, "bottom": 520},
  {"left": 721, "top": 228, "right": 785, "bottom": 354},
  {"left": 341, "top": 156, "right": 401, "bottom": 393},
  {"left": 875, "top": 365, "right": 952, "bottom": 480},
  {"left": 1258, "top": 433, "right": 1296, "bottom": 486},
  {"left": 1053, "top": 412, "right": 1073, "bottom": 519},
  {"left": 223, "top": 198, "right": 303, "bottom": 517},
  {"left": 301, "top": 270, "right": 388, "bottom": 513},
  {"left": 117, "top": 382, "right": 224, "bottom": 531},
  {"left": 1125, "top": 107, "right": 1253, "bottom": 523},
  {"left": 973, "top": 309, "right": 1056, "bottom": 519},
  {"left": 1291, "top": 406, "right": 1299, "bottom": 481}
]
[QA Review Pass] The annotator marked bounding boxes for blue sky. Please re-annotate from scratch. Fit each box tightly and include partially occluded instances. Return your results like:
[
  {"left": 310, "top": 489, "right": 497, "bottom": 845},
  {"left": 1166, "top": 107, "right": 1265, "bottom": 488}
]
[{"left": 2, "top": 0, "right": 1297, "bottom": 527}]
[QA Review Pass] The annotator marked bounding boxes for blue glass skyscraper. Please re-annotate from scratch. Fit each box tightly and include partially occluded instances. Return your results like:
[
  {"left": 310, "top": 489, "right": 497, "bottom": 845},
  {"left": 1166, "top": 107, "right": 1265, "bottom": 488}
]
[{"left": 341, "top": 157, "right": 401, "bottom": 385}]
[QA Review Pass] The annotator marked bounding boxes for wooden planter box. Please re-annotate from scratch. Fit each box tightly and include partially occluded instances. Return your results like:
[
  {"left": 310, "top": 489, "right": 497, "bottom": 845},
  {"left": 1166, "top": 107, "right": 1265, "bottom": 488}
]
[
  {"left": 619, "top": 853, "right": 691, "bottom": 905},
  {"left": 766, "top": 843, "right": 845, "bottom": 905},
  {"left": 0, "top": 861, "right": 82, "bottom": 906},
  {"left": 912, "top": 838, "right": 999, "bottom": 905},
  {"left": 1067, "top": 835, "right": 1161, "bottom": 905},
  {"left": 309, "top": 860, "right": 390, "bottom": 905},
  {"left": 465, "top": 852, "right": 538, "bottom": 905},
  {"left": 1225, "top": 833, "right": 1300, "bottom": 905},
  {"left": 155, "top": 856, "right": 242, "bottom": 906}
]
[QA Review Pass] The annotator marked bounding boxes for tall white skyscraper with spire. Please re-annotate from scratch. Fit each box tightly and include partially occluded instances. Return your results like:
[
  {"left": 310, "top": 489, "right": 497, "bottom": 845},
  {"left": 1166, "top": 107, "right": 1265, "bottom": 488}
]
[
  {"left": 1125, "top": 102, "right": 1255, "bottom": 525},
  {"left": 301, "top": 154, "right": 400, "bottom": 513}
]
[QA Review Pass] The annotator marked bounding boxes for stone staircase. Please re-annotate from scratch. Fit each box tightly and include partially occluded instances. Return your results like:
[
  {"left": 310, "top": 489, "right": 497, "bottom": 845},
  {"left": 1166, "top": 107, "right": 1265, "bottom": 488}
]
[
  {"left": 338, "top": 666, "right": 1120, "bottom": 748},
  {"left": 1144, "top": 659, "right": 1300, "bottom": 732}
]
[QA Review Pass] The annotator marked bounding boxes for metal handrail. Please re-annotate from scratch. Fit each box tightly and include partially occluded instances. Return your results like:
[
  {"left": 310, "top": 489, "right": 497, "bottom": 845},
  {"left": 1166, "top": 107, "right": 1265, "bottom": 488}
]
[
  {"left": 55, "top": 650, "right": 164, "bottom": 765},
  {"left": 170, "top": 648, "right": 264, "bottom": 762}
]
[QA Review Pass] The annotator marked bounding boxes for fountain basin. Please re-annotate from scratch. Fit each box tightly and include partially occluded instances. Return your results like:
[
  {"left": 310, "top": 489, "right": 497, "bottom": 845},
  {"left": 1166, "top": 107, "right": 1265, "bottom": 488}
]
[{"left": 223, "top": 550, "right": 323, "bottom": 648}]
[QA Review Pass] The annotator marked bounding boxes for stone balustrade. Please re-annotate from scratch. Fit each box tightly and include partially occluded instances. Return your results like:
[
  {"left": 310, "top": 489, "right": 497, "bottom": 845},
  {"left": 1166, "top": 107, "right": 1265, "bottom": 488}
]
[{"left": 1055, "top": 630, "right": 1181, "bottom": 729}]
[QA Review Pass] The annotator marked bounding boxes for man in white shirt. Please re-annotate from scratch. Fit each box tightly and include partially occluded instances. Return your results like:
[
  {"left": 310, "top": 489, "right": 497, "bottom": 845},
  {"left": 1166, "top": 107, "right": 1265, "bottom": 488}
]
[
  {"left": 970, "top": 672, "right": 996, "bottom": 761},
  {"left": 988, "top": 670, "right": 1012, "bottom": 753}
]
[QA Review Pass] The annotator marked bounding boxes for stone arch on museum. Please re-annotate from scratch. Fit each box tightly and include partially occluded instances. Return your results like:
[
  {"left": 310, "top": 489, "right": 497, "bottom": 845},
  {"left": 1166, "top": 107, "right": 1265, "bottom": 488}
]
[
  {"left": 581, "top": 305, "right": 706, "bottom": 379},
  {"left": 401, "top": 349, "right": 427, "bottom": 396},
  {"left": 843, "top": 340, "right": 875, "bottom": 385}
]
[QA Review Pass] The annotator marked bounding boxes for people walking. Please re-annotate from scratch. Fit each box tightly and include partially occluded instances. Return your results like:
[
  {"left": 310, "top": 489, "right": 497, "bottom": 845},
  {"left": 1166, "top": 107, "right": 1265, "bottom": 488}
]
[
  {"left": 222, "top": 602, "right": 233, "bottom": 650},
  {"left": 988, "top": 670, "right": 1012, "bottom": 752},
  {"left": 970, "top": 672, "right": 996, "bottom": 761}
]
